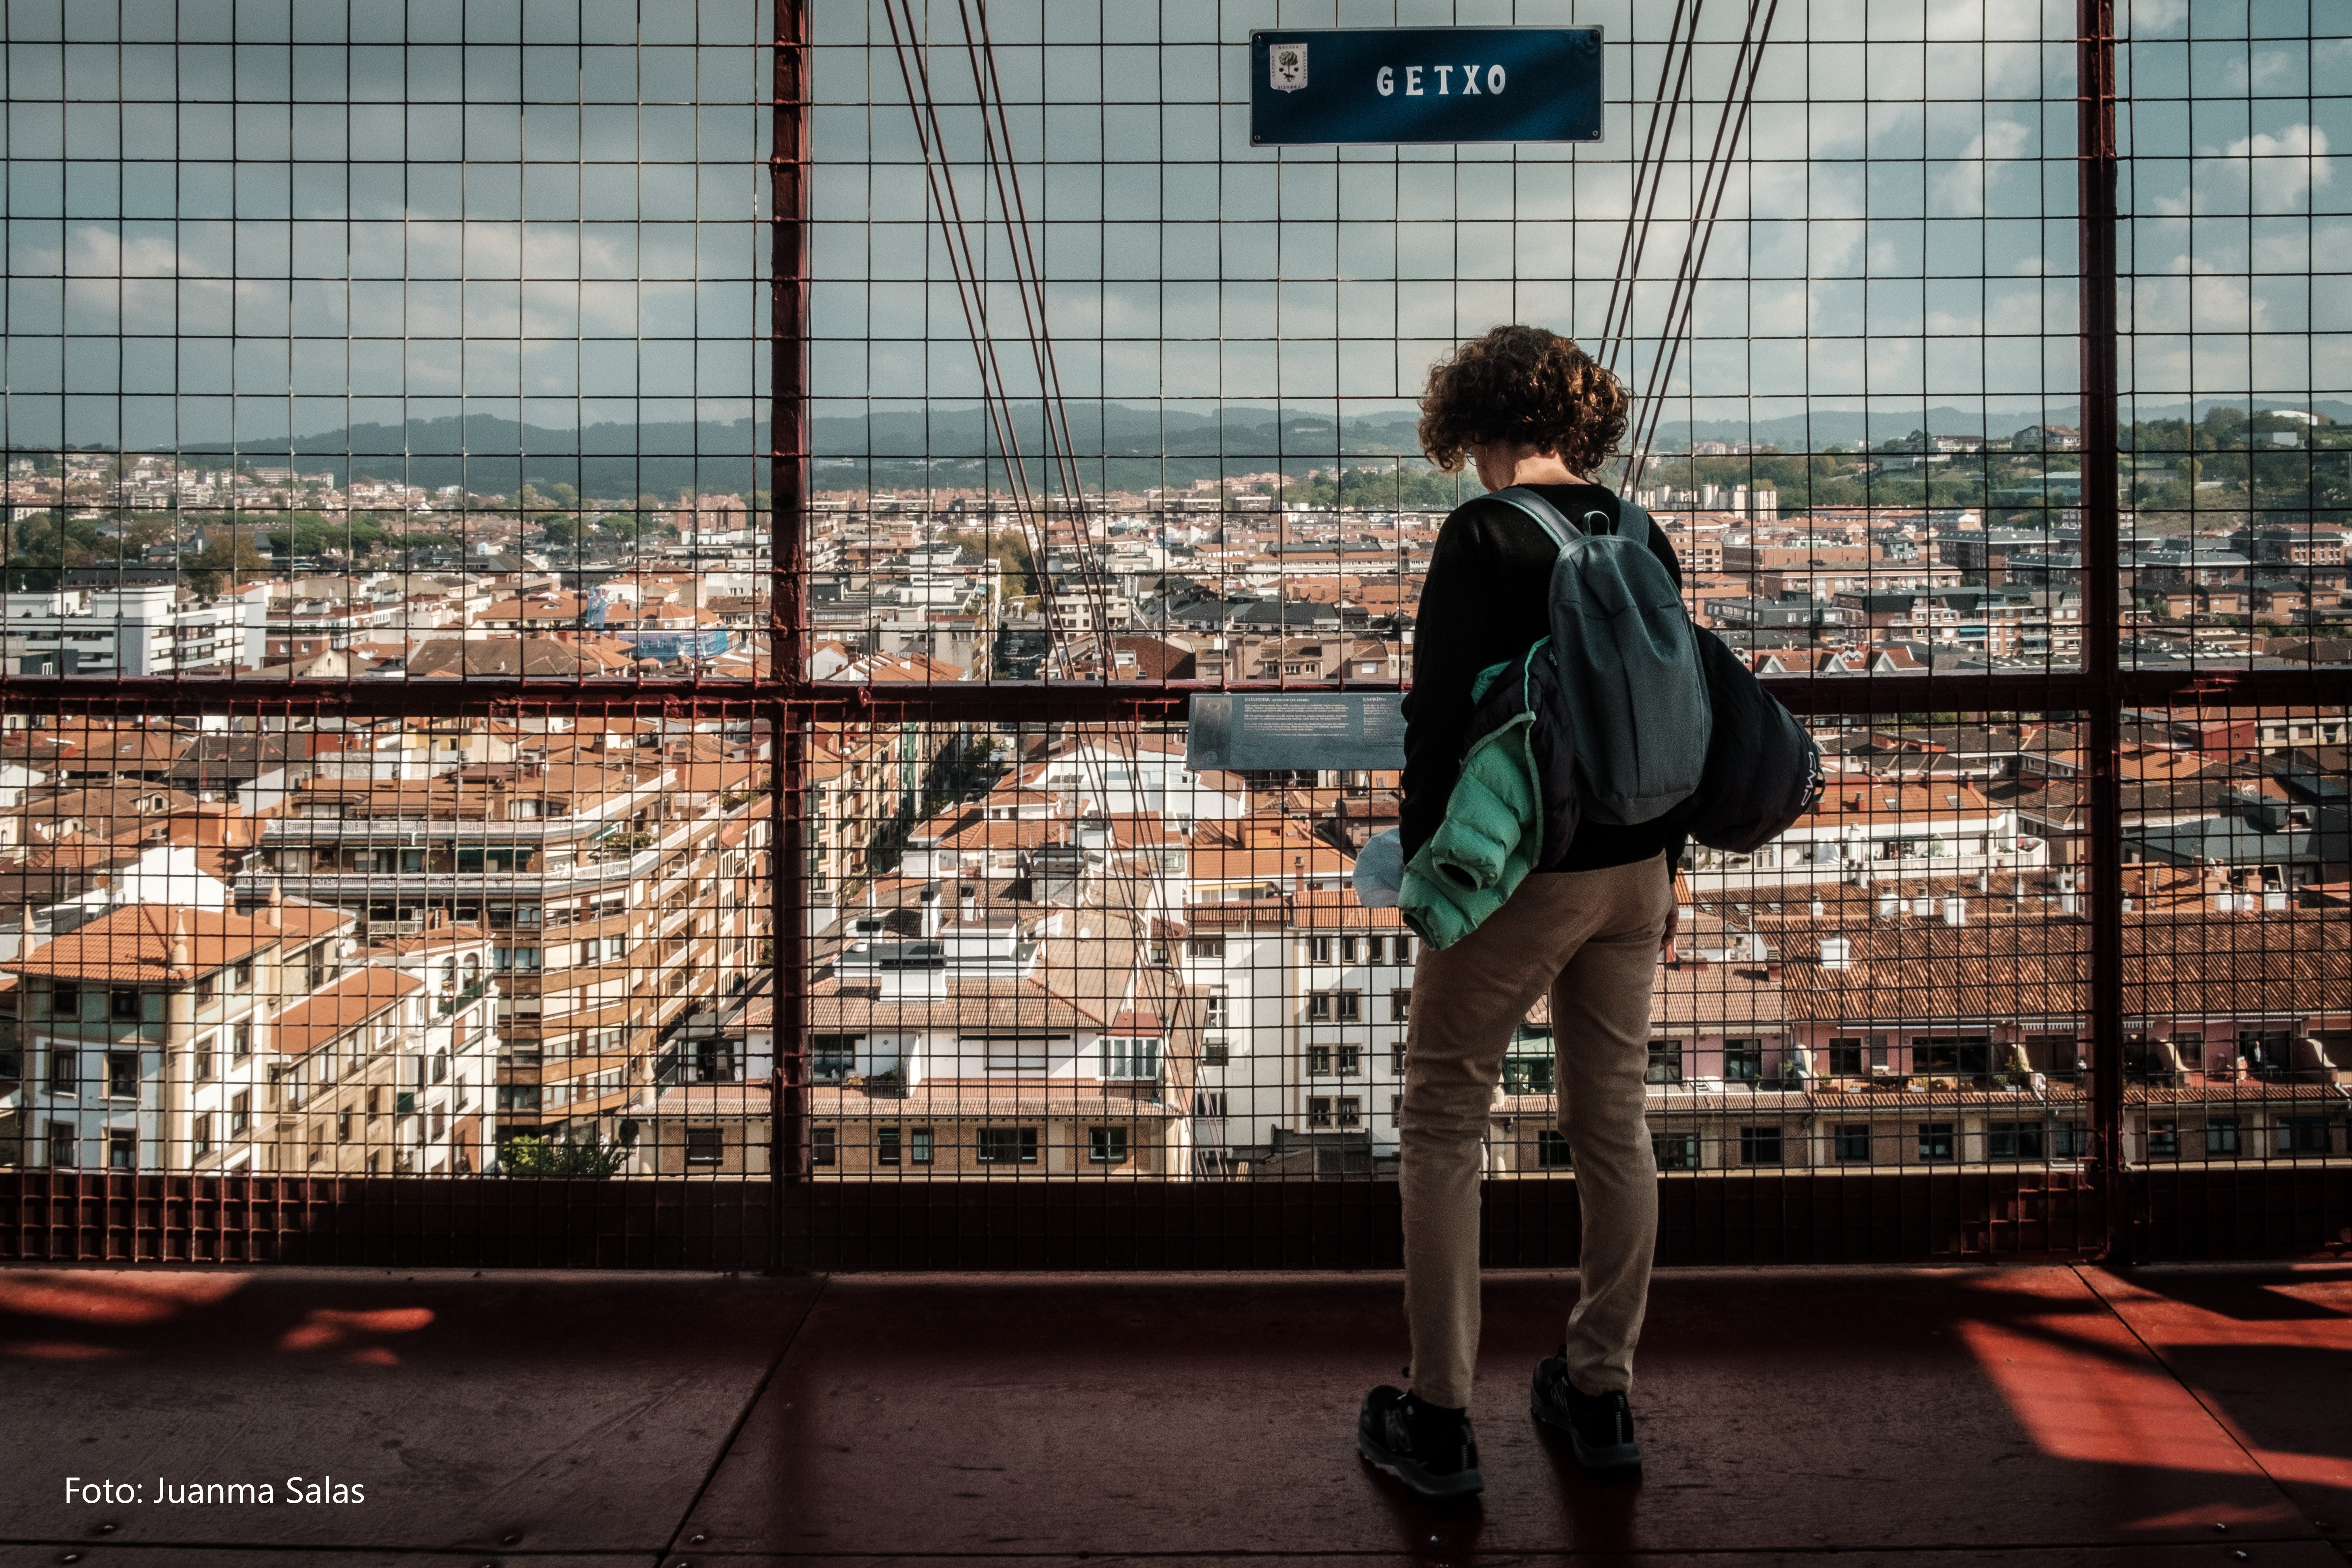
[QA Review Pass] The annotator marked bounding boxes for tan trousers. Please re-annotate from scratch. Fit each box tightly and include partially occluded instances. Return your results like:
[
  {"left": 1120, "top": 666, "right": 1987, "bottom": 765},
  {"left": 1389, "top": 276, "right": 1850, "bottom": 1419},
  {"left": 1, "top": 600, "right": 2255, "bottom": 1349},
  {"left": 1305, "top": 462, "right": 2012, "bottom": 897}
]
[{"left": 1398, "top": 853, "right": 1673, "bottom": 1409}]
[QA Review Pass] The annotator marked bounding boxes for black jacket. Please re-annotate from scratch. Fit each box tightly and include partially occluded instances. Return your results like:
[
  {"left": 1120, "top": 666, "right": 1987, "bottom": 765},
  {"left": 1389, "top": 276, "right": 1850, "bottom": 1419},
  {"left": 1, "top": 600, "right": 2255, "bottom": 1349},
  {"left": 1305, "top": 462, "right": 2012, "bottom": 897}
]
[{"left": 1401, "top": 483, "right": 1686, "bottom": 873}]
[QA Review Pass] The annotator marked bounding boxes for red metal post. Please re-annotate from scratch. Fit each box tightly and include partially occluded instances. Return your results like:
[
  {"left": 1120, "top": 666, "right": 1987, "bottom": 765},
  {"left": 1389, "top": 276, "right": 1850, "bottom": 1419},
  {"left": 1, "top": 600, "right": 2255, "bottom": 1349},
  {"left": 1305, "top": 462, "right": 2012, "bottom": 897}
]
[
  {"left": 771, "top": 0, "right": 813, "bottom": 1260},
  {"left": 2076, "top": 0, "right": 2127, "bottom": 1260}
]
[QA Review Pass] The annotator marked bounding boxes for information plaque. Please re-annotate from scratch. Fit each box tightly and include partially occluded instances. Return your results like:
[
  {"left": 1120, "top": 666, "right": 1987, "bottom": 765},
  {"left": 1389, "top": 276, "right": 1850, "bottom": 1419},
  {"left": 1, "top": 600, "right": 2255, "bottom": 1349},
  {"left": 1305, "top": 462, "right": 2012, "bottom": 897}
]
[
  {"left": 1249, "top": 28, "right": 1604, "bottom": 146},
  {"left": 1188, "top": 692, "right": 1408, "bottom": 773}
]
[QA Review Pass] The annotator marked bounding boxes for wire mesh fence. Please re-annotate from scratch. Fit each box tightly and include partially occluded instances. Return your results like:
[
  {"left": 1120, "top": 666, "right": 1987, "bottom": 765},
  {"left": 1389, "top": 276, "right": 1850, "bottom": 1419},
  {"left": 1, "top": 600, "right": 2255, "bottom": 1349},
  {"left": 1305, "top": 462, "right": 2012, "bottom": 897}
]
[{"left": 0, "top": 1, "right": 2343, "bottom": 1266}]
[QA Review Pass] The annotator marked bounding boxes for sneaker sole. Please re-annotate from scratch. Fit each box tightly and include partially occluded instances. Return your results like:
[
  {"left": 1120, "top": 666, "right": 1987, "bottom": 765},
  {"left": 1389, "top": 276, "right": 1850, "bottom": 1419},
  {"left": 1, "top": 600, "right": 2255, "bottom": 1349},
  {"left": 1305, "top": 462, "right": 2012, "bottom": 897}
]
[
  {"left": 1530, "top": 1391, "right": 1645, "bottom": 1473},
  {"left": 1356, "top": 1432, "right": 1485, "bottom": 1499}
]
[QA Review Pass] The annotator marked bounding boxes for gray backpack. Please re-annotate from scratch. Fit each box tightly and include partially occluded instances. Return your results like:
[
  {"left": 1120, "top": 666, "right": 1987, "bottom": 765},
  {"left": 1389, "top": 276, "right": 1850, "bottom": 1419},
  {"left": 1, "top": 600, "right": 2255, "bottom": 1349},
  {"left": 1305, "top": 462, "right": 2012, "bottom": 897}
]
[{"left": 1485, "top": 486, "right": 1713, "bottom": 825}]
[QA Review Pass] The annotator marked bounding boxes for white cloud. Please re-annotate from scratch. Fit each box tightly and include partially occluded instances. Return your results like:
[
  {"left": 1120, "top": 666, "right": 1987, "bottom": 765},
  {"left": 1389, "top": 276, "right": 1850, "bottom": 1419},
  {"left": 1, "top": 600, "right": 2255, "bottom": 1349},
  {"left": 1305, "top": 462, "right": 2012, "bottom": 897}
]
[
  {"left": 1929, "top": 118, "right": 2034, "bottom": 218},
  {"left": 2224, "top": 123, "right": 2334, "bottom": 213}
]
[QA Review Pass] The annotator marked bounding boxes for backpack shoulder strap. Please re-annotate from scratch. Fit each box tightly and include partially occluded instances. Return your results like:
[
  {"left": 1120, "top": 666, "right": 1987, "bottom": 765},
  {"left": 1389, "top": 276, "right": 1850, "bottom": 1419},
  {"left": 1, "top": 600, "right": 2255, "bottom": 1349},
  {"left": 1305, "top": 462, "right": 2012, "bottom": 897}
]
[
  {"left": 1612, "top": 495, "right": 1656, "bottom": 549},
  {"left": 1484, "top": 485, "right": 1579, "bottom": 549}
]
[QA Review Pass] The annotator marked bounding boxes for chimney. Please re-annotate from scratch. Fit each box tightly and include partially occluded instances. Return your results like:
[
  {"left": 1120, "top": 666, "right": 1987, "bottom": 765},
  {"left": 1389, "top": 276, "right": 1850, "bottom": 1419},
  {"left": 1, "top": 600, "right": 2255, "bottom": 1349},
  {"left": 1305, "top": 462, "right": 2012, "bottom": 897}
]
[
  {"left": 1876, "top": 891, "right": 1900, "bottom": 919},
  {"left": 2261, "top": 889, "right": 2288, "bottom": 913},
  {"left": 267, "top": 876, "right": 284, "bottom": 909},
  {"left": 168, "top": 914, "right": 192, "bottom": 973},
  {"left": 1819, "top": 936, "right": 1853, "bottom": 969},
  {"left": 1941, "top": 897, "right": 1967, "bottom": 926},
  {"left": 1911, "top": 896, "right": 1934, "bottom": 918}
]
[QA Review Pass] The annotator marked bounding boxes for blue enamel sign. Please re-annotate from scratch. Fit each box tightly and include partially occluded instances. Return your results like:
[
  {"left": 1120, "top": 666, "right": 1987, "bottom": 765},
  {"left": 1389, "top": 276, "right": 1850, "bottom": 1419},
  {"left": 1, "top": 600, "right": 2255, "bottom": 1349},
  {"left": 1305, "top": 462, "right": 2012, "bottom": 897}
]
[{"left": 1250, "top": 28, "right": 1604, "bottom": 146}]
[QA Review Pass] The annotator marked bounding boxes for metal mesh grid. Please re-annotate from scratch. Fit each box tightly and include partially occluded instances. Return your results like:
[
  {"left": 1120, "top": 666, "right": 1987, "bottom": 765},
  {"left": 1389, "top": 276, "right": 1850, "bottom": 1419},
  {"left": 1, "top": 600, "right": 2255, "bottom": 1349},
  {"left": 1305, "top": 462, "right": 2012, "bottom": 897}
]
[
  {"left": 0, "top": 0, "right": 2342, "bottom": 1268},
  {"left": 0, "top": 0, "right": 772, "bottom": 681}
]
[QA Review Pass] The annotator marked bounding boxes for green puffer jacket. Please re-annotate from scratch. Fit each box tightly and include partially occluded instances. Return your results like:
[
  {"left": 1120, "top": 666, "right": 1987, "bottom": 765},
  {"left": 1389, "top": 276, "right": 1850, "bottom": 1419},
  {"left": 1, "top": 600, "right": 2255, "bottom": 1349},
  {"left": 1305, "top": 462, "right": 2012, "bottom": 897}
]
[{"left": 1399, "top": 654, "right": 1544, "bottom": 950}]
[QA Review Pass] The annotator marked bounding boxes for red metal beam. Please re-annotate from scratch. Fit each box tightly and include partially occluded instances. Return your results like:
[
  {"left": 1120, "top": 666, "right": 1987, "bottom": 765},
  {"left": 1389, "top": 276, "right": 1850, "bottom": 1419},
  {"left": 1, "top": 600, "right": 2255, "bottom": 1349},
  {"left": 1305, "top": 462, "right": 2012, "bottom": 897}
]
[
  {"left": 2077, "top": 0, "right": 2128, "bottom": 1262},
  {"left": 772, "top": 0, "right": 814, "bottom": 1235}
]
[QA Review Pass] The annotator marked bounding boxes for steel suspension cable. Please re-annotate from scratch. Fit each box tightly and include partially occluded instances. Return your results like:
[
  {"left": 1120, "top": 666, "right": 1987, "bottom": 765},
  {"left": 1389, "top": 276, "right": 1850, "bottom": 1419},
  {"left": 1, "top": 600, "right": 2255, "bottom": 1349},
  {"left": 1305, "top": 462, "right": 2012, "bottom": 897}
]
[{"left": 1622, "top": 0, "right": 1781, "bottom": 493}]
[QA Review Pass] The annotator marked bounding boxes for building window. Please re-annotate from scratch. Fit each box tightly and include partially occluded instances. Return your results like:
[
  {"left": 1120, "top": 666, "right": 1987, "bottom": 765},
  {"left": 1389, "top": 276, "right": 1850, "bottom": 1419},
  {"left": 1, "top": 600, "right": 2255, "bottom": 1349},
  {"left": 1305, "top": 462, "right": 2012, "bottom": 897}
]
[
  {"left": 1917, "top": 1123, "right": 1955, "bottom": 1162},
  {"left": 1335, "top": 1097, "right": 1361, "bottom": 1127},
  {"left": 2053, "top": 1121, "right": 2089, "bottom": 1158},
  {"left": 1827, "top": 1038, "right": 1864, "bottom": 1076},
  {"left": 1338, "top": 936, "right": 1358, "bottom": 963},
  {"left": 1740, "top": 1126, "right": 1784, "bottom": 1165},
  {"left": 1187, "top": 937, "right": 1225, "bottom": 959},
  {"left": 2277, "top": 1118, "right": 2333, "bottom": 1155},
  {"left": 2205, "top": 1118, "right": 2240, "bottom": 1155},
  {"left": 110, "top": 988, "right": 141, "bottom": 1022},
  {"left": 47, "top": 1048, "right": 78, "bottom": 1097},
  {"left": 230, "top": 1091, "right": 250, "bottom": 1138},
  {"left": 1646, "top": 1040, "right": 1684, "bottom": 1085},
  {"left": 685, "top": 1128, "right": 726, "bottom": 1167},
  {"left": 1503, "top": 1056, "right": 1555, "bottom": 1095},
  {"left": 193, "top": 1034, "right": 215, "bottom": 1083},
  {"left": 1309, "top": 936, "right": 1332, "bottom": 963},
  {"left": 982, "top": 1040, "right": 1049, "bottom": 1073},
  {"left": 812, "top": 1127, "right": 837, "bottom": 1166},
  {"left": 812, "top": 1035, "right": 859, "bottom": 1083},
  {"left": 233, "top": 1021, "right": 253, "bottom": 1059},
  {"left": 1309, "top": 990, "right": 1361, "bottom": 1023},
  {"left": 911, "top": 1127, "right": 934, "bottom": 1164},
  {"left": 337, "top": 1110, "right": 352, "bottom": 1144},
  {"left": 2145, "top": 1119, "right": 2179, "bottom": 1158},
  {"left": 106, "top": 1130, "right": 136, "bottom": 1170},
  {"left": 1537, "top": 1130, "right": 1573, "bottom": 1168},
  {"left": 1390, "top": 989, "right": 1411, "bottom": 1021},
  {"left": 50, "top": 983, "right": 82, "bottom": 1020},
  {"left": 1652, "top": 1132, "right": 1698, "bottom": 1170},
  {"left": 1101, "top": 1037, "right": 1161, "bottom": 1080},
  {"left": 976, "top": 1127, "right": 1038, "bottom": 1164},
  {"left": 1307, "top": 1097, "right": 1333, "bottom": 1128},
  {"left": 1089, "top": 1127, "right": 1129, "bottom": 1164},
  {"left": 192, "top": 1113, "right": 213, "bottom": 1159},
  {"left": 1919, "top": 1037, "right": 1992, "bottom": 1076},
  {"left": 1336, "top": 1045, "right": 1361, "bottom": 1076},
  {"left": 1834, "top": 1124, "right": 1872, "bottom": 1162},
  {"left": 106, "top": 1052, "right": 138, "bottom": 1100},
  {"left": 1306, "top": 1044, "right": 1332, "bottom": 1076},
  {"left": 1724, "top": 1040, "right": 1764, "bottom": 1083},
  {"left": 1989, "top": 1121, "right": 2044, "bottom": 1160},
  {"left": 877, "top": 1127, "right": 901, "bottom": 1165}
]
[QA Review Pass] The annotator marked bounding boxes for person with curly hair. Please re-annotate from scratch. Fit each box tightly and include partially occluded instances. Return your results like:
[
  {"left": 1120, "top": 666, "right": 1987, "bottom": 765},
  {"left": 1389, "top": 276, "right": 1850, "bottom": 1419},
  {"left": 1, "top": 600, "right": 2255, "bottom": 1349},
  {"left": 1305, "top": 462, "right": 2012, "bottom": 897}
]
[{"left": 1358, "top": 324, "right": 1684, "bottom": 1499}]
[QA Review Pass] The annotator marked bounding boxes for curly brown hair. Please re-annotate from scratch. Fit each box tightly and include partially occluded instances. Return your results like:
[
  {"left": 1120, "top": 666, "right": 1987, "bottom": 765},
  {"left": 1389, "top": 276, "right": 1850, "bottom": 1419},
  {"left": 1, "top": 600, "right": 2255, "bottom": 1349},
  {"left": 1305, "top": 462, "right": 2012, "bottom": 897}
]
[{"left": 1415, "top": 324, "right": 1628, "bottom": 478}]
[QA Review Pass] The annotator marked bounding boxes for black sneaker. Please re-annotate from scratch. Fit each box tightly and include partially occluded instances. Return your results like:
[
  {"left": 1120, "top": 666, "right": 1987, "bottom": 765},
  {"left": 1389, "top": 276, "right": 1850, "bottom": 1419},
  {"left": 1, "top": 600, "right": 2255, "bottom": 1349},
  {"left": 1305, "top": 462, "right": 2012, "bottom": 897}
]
[
  {"left": 1357, "top": 1385, "right": 1484, "bottom": 1499},
  {"left": 1531, "top": 1348, "right": 1643, "bottom": 1472}
]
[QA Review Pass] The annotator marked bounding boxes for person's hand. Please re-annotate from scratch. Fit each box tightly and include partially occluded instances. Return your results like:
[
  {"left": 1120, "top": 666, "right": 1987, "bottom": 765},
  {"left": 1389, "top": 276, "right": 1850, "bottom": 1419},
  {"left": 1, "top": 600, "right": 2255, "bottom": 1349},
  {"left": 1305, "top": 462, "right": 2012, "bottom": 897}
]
[{"left": 1660, "top": 901, "right": 1680, "bottom": 963}]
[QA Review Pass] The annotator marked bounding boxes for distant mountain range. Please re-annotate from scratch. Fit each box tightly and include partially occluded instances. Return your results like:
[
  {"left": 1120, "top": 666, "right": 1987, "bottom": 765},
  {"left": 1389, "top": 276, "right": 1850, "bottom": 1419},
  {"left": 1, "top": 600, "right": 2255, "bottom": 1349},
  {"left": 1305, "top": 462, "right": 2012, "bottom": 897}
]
[{"left": 40, "top": 393, "right": 2346, "bottom": 501}]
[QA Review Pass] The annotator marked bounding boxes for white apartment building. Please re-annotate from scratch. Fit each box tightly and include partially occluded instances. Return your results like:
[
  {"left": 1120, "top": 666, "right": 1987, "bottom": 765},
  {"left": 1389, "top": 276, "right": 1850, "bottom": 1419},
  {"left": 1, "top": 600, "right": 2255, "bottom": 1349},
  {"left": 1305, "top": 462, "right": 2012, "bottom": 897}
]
[
  {"left": 1179, "top": 893, "right": 1416, "bottom": 1173},
  {"left": 2, "top": 583, "right": 261, "bottom": 675},
  {"left": 1687, "top": 779, "right": 2050, "bottom": 893}
]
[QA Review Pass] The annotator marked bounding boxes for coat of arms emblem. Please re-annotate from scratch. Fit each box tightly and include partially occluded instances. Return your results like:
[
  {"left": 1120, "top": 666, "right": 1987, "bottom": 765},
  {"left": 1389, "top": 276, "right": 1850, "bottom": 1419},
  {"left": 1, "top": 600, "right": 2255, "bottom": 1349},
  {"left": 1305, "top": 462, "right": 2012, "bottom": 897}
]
[{"left": 1269, "top": 43, "right": 1307, "bottom": 92}]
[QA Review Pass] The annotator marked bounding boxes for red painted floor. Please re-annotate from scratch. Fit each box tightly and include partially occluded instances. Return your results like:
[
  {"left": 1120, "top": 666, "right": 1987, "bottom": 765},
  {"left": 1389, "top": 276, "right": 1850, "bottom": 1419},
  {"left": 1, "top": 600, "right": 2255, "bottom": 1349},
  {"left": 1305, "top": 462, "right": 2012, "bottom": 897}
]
[{"left": 0, "top": 1263, "right": 2342, "bottom": 1566}]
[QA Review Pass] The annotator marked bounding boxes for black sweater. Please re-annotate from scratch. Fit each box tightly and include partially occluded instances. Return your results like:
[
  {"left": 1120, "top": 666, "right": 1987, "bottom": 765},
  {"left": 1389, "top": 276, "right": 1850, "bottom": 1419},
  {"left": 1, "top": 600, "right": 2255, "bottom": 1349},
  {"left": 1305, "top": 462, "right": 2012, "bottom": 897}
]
[{"left": 1400, "top": 483, "right": 1686, "bottom": 874}]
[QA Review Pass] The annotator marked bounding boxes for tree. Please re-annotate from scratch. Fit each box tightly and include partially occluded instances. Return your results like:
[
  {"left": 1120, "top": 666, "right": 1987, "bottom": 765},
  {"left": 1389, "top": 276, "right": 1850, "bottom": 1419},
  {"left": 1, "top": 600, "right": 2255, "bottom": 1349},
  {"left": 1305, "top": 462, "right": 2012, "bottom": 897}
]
[
  {"left": 498, "top": 1134, "right": 629, "bottom": 1178},
  {"left": 542, "top": 516, "right": 576, "bottom": 547},
  {"left": 184, "top": 531, "right": 270, "bottom": 599}
]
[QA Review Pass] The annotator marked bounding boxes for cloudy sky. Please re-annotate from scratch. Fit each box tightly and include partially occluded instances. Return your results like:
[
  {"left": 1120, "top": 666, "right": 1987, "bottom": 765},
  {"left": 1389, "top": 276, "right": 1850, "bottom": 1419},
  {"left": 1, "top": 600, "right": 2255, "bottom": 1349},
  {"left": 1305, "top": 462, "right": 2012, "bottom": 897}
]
[{"left": 0, "top": 0, "right": 2338, "bottom": 460}]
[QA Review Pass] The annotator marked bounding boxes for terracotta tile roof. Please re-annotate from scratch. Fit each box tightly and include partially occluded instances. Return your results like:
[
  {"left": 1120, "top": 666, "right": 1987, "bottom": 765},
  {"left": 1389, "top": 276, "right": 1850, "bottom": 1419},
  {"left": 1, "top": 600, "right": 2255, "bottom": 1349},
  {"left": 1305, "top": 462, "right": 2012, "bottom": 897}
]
[
  {"left": 3, "top": 903, "right": 348, "bottom": 982},
  {"left": 271, "top": 968, "right": 426, "bottom": 1058}
]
